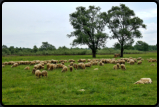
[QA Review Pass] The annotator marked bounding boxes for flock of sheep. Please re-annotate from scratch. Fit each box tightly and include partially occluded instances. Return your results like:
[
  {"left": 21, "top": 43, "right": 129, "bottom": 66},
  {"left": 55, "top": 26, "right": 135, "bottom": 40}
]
[{"left": 2, "top": 57, "right": 157, "bottom": 84}]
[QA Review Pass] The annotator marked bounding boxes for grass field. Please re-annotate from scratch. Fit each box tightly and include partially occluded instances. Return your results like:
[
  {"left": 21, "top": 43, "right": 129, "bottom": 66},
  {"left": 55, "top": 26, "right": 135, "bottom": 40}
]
[{"left": 2, "top": 52, "right": 157, "bottom": 105}]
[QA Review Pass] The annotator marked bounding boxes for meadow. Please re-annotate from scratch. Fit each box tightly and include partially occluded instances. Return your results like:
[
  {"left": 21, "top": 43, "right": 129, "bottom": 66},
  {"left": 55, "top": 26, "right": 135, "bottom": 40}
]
[{"left": 2, "top": 52, "right": 157, "bottom": 105}]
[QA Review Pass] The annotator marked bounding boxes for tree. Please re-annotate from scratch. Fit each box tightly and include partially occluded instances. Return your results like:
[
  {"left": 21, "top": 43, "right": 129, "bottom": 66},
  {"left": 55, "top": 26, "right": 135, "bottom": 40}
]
[
  {"left": 33, "top": 45, "right": 38, "bottom": 53},
  {"left": 102, "top": 4, "right": 146, "bottom": 57},
  {"left": 67, "top": 6, "right": 109, "bottom": 58},
  {"left": 39, "top": 42, "right": 56, "bottom": 51},
  {"left": 8, "top": 46, "right": 15, "bottom": 54},
  {"left": 2, "top": 45, "right": 8, "bottom": 49},
  {"left": 134, "top": 41, "right": 149, "bottom": 51}
]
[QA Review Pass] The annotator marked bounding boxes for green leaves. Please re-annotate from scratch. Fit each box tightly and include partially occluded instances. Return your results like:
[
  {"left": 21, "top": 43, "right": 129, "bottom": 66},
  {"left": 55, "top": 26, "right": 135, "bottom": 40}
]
[{"left": 67, "top": 5, "right": 109, "bottom": 57}]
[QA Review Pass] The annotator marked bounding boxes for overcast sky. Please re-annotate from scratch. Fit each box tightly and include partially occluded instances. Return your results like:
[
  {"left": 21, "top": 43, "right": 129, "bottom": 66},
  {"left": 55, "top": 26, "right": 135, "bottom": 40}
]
[{"left": 2, "top": 2, "right": 157, "bottom": 49}]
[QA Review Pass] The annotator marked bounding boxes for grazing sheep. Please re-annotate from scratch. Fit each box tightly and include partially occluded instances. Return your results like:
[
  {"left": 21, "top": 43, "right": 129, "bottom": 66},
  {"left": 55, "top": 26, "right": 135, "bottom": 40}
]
[
  {"left": 3, "top": 62, "right": 8, "bottom": 65},
  {"left": 35, "top": 70, "right": 42, "bottom": 78},
  {"left": 87, "top": 59, "right": 91, "bottom": 62},
  {"left": 85, "top": 63, "right": 92, "bottom": 68},
  {"left": 134, "top": 78, "right": 152, "bottom": 84},
  {"left": 48, "top": 64, "right": 56, "bottom": 70},
  {"left": 2, "top": 65, "right": 5, "bottom": 68},
  {"left": 68, "top": 59, "right": 75, "bottom": 62},
  {"left": 30, "top": 61, "right": 35, "bottom": 65},
  {"left": 137, "top": 60, "right": 142, "bottom": 65},
  {"left": 70, "top": 62, "right": 74, "bottom": 66},
  {"left": 11, "top": 63, "right": 18, "bottom": 68},
  {"left": 77, "top": 63, "right": 85, "bottom": 69},
  {"left": 99, "top": 62, "right": 104, "bottom": 66},
  {"left": 73, "top": 63, "right": 78, "bottom": 70},
  {"left": 32, "top": 68, "right": 36, "bottom": 74},
  {"left": 150, "top": 64, "right": 155, "bottom": 66},
  {"left": 69, "top": 66, "right": 73, "bottom": 72},
  {"left": 152, "top": 59, "right": 157, "bottom": 62},
  {"left": 24, "top": 66, "right": 30, "bottom": 70},
  {"left": 47, "top": 63, "right": 51, "bottom": 70},
  {"left": 56, "top": 64, "right": 63, "bottom": 68},
  {"left": 41, "top": 70, "right": 48, "bottom": 77},
  {"left": 129, "top": 60, "right": 134, "bottom": 65},
  {"left": 137, "top": 57, "right": 142, "bottom": 60},
  {"left": 61, "top": 62, "right": 65, "bottom": 65},
  {"left": 61, "top": 66, "right": 68, "bottom": 72},
  {"left": 121, "top": 64, "right": 126, "bottom": 70},
  {"left": 117, "top": 63, "right": 120, "bottom": 69},
  {"left": 113, "top": 65, "right": 118, "bottom": 70}
]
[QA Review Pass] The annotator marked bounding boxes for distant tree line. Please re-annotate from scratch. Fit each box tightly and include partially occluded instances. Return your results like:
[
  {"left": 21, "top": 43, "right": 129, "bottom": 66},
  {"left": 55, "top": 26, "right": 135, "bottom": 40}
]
[{"left": 2, "top": 41, "right": 157, "bottom": 56}]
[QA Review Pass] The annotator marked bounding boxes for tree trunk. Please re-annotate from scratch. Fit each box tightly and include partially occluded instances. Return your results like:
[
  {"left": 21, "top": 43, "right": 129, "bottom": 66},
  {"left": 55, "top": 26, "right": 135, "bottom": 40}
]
[
  {"left": 92, "top": 49, "right": 96, "bottom": 58},
  {"left": 120, "top": 45, "right": 123, "bottom": 57}
]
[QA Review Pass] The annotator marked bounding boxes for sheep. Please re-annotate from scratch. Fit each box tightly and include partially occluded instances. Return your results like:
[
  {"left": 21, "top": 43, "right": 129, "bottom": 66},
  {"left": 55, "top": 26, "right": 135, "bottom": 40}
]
[
  {"left": 99, "top": 62, "right": 104, "bottom": 66},
  {"left": 32, "top": 68, "right": 36, "bottom": 74},
  {"left": 11, "top": 63, "right": 18, "bottom": 68},
  {"left": 121, "top": 64, "right": 126, "bottom": 70},
  {"left": 61, "top": 66, "right": 68, "bottom": 72},
  {"left": 30, "top": 61, "right": 35, "bottom": 65},
  {"left": 85, "top": 63, "right": 92, "bottom": 67},
  {"left": 113, "top": 65, "right": 118, "bottom": 70},
  {"left": 150, "top": 64, "right": 155, "bottom": 66},
  {"left": 152, "top": 59, "right": 157, "bottom": 62},
  {"left": 61, "top": 62, "right": 65, "bottom": 65},
  {"left": 47, "top": 63, "right": 51, "bottom": 70},
  {"left": 134, "top": 78, "right": 152, "bottom": 84},
  {"left": 77, "top": 63, "right": 85, "bottom": 69},
  {"left": 68, "top": 59, "right": 75, "bottom": 62},
  {"left": 24, "top": 66, "right": 30, "bottom": 70},
  {"left": 68, "top": 66, "right": 73, "bottom": 72},
  {"left": 117, "top": 63, "right": 120, "bottom": 69},
  {"left": 70, "top": 62, "right": 74, "bottom": 66},
  {"left": 35, "top": 70, "right": 42, "bottom": 78},
  {"left": 56, "top": 64, "right": 63, "bottom": 68},
  {"left": 73, "top": 63, "right": 78, "bottom": 70},
  {"left": 3, "top": 62, "right": 8, "bottom": 65},
  {"left": 92, "top": 61, "right": 98, "bottom": 65},
  {"left": 129, "top": 59, "right": 134, "bottom": 65},
  {"left": 2, "top": 65, "right": 5, "bottom": 68},
  {"left": 94, "top": 68, "right": 98, "bottom": 70},
  {"left": 137, "top": 60, "right": 142, "bottom": 65},
  {"left": 87, "top": 59, "right": 91, "bottom": 62},
  {"left": 137, "top": 57, "right": 142, "bottom": 60},
  {"left": 41, "top": 70, "right": 48, "bottom": 77},
  {"left": 48, "top": 64, "right": 56, "bottom": 70}
]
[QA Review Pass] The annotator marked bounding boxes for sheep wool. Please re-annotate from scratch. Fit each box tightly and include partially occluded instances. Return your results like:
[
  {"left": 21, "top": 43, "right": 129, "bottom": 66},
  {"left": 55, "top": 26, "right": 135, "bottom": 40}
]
[
  {"left": 137, "top": 60, "right": 142, "bottom": 65},
  {"left": 121, "top": 64, "right": 126, "bottom": 70},
  {"left": 113, "top": 65, "right": 118, "bottom": 70},
  {"left": 24, "top": 66, "right": 30, "bottom": 70},
  {"left": 41, "top": 70, "right": 48, "bottom": 77},
  {"left": 35, "top": 70, "right": 42, "bottom": 78},
  {"left": 2, "top": 65, "right": 5, "bottom": 68},
  {"left": 134, "top": 78, "right": 152, "bottom": 84}
]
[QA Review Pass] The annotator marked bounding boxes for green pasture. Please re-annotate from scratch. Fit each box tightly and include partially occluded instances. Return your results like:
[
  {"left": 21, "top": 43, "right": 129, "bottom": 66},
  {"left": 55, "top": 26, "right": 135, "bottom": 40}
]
[{"left": 2, "top": 52, "right": 157, "bottom": 105}]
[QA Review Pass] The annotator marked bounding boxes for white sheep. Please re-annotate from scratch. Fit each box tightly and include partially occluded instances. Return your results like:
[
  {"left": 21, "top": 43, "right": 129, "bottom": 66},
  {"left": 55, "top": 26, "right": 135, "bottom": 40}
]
[
  {"left": 121, "top": 64, "right": 126, "bottom": 70},
  {"left": 134, "top": 78, "right": 152, "bottom": 84},
  {"left": 41, "top": 70, "right": 48, "bottom": 77},
  {"left": 35, "top": 70, "right": 42, "bottom": 78}
]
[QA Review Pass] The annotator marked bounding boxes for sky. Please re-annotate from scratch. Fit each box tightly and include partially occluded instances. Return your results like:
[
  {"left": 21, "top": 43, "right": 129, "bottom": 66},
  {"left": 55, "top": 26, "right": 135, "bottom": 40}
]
[{"left": 2, "top": 2, "right": 157, "bottom": 49}]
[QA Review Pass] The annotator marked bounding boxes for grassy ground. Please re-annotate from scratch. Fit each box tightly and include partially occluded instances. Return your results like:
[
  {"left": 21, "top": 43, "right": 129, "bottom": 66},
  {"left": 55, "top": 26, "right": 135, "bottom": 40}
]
[{"left": 2, "top": 52, "right": 157, "bottom": 105}]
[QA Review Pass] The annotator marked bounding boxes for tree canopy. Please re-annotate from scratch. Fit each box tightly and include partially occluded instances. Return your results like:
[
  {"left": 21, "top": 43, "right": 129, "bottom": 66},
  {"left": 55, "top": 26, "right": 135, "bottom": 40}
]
[
  {"left": 67, "top": 5, "right": 109, "bottom": 58},
  {"left": 101, "top": 4, "right": 146, "bottom": 57}
]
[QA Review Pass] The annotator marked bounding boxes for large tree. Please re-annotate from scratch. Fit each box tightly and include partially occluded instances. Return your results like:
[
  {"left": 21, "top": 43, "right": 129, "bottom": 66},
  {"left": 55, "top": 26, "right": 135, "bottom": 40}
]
[
  {"left": 67, "top": 6, "right": 109, "bottom": 58},
  {"left": 101, "top": 4, "right": 146, "bottom": 57}
]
